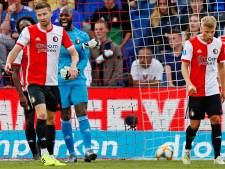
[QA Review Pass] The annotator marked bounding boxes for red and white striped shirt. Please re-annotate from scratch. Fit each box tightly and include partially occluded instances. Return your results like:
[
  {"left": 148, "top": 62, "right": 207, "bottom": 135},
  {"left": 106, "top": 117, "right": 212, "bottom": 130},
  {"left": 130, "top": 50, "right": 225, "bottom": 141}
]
[
  {"left": 181, "top": 35, "right": 225, "bottom": 96},
  {"left": 16, "top": 23, "right": 73, "bottom": 86}
]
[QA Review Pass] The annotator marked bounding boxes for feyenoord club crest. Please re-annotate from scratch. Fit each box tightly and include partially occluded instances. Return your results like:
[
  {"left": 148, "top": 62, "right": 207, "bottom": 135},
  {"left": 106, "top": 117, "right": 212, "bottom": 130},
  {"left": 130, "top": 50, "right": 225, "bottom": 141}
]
[
  {"left": 213, "top": 48, "right": 218, "bottom": 54},
  {"left": 53, "top": 36, "right": 58, "bottom": 42},
  {"left": 75, "top": 38, "right": 80, "bottom": 44}
]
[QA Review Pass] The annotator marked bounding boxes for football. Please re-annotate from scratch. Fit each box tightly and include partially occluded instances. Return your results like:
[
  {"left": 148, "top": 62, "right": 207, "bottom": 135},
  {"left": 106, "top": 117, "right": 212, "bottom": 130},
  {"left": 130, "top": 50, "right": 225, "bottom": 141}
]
[{"left": 156, "top": 145, "right": 173, "bottom": 160}]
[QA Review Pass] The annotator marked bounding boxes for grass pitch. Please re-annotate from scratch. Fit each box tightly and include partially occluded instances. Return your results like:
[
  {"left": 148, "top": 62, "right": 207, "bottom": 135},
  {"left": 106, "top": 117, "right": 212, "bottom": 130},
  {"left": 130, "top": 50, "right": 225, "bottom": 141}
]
[{"left": 0, "top": 160, "right": 224, "bottom": 169}]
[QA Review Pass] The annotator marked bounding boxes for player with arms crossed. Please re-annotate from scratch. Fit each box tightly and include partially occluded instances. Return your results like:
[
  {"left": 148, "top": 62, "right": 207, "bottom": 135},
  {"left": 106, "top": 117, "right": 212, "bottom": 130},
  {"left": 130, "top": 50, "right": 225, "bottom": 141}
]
[
  {"left": 5, "top": 2, "right": 79, "bottom": 166},
  {"left": 58, "top": 7, "right": 98, "bottom": 163},
  {"left": 182, "top": 16, "right": 225, "bottom": 165},
  {"left": 11, "top": 16, "right": 40, "bottom": 160}
]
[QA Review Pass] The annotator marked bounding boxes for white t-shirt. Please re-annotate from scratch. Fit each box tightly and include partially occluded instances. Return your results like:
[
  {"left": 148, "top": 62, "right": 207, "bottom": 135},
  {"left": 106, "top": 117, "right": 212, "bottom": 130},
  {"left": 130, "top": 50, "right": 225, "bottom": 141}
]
[{"left": 131, "top": 58, "right": 163, "bottom": 81}]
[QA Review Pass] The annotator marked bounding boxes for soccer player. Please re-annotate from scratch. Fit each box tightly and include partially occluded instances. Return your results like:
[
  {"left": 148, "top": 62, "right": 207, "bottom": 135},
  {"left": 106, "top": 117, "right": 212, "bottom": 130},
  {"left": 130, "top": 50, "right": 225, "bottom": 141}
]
[
  {"left": 4, "top": 2, "right": 79, "bottom": 166},
  {"left": 181, "top": 16, "right": 225, "bottom": 165},
  {"left": 58, "top": 7, "right": 98, "bottom": 163},
  {"left": 12, "top": 16, "right": 40, "bottom": 160}
]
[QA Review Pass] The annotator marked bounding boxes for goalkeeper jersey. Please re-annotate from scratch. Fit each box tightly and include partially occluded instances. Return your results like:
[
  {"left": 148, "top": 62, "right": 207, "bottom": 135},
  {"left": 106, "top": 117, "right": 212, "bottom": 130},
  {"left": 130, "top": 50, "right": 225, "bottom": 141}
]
[{"left": 58, "top": 27, "right": 90, "bottom": 85}]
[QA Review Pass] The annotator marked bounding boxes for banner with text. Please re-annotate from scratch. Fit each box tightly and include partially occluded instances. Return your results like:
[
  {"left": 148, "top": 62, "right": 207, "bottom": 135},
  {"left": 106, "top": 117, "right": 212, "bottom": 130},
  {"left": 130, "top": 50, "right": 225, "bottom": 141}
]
[
  {"left": 1, "top": 88, "right": 225, "bottom": 131},
  {"left": 1, "top": 131, "right": 225, "bottom": 159}
]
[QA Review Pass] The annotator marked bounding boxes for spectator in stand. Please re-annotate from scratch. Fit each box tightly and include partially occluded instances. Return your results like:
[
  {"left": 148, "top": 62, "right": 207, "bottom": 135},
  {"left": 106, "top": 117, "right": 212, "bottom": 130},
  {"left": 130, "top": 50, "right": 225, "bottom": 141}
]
[
  {"left": 90, "top": 0, "right": 131, "bottom": 48},
  {"left": 25, "top": 0, "right": 48, "bottom": 10},
  {"left": 180, "top": 0, "right": 207, "bottom": 31},
  {"left": 208, "top": 0, "right": 225, "bottom": 35},
  {"left": 0, "top": 0, "right": 37, "bottom": 38},
  {"left": 0, "top": 0, "right": 37, "bottom": 68},
  {"left": 130, "top": 47, "right": 163, "bottom": 87},
  {"left": 0, "top": 2, "right": 13, "bottom": 87},
  {"left": 90, "top": 0, "right": 133, "bottom": 72},
  {"left": 90, "top": 20, "right": 124, "bottom": 86},
  {"left": 148, "top": 0, "right": 179, "bottom": 57},
  {"left": 164, "top": 29, "right": 185, "bottom": 87},
  {"left": 51, "top": 0, "right": 83, "bottom": 29},
  {"left": 184, "top": 14, "right": 201, "bottom": 40}
]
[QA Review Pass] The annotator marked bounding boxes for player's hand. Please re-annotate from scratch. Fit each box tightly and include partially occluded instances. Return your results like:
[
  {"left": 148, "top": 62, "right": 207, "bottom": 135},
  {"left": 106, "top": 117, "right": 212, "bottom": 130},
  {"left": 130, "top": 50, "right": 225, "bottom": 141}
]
[
  {"left": 60, "top": 66, "right": 80, "bottom": 80},
  {"left": 4, "top": 63, "right": 13, "bottom": 74},
  {"left": 19, "top": 94, "right": 28, "bottom": 110},
  {"left": 69, "top": 66, "right": 79, "bottom": 80},
  {"left": 60, "top": 66, "right": 70, "bottom": 80},
  {"left": 187, "top": 84, "right": 197, "bottom": 95},
  {"left": 82, "top": 39, "right": 100, "bottom": 49}
]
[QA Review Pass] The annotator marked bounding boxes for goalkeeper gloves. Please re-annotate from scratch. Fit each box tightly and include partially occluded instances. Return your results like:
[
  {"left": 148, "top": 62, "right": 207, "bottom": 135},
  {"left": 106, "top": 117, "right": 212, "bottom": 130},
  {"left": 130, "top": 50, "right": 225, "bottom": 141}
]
[
  {"left": 60, "top": 66, "right": 80, "bottom": 80},
  {"left": 96, "top": 49, "right": 114, "bottom": 64},
  {"left": 82, "top": 39, "right": 100, "bottom": 49}
]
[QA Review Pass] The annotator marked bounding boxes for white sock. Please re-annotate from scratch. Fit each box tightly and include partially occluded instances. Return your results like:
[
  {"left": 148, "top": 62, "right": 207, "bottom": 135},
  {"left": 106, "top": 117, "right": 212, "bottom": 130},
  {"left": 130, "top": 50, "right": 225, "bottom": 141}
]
[
  {"left": 41, "top": 148, "right": 49, "bottom": 156},
  {"left": 185, "top": 149, "right": 190, "bottom": 153}
]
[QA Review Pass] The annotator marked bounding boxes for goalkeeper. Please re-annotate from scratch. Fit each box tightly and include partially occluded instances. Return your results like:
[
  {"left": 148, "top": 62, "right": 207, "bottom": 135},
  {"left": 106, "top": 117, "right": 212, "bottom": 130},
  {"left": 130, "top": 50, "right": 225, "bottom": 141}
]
[{"left": 58, "top": 7, "right": 98, "bottom": 163}]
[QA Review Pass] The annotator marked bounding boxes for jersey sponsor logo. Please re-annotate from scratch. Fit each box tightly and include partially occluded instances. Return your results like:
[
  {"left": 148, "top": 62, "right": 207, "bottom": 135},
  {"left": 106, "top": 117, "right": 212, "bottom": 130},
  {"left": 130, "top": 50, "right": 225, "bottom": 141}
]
[
  {"left": 36, "top": 43, "right": 59, "bottom": 53},
  {"left": 198, "top": 56, "right": 217, "bottom": 65},
  {"left": 53, "top": 36, "right": 58, "bottom": 42},
  {"left": 213, "top": 48, "right": 218, "bottom": 54}
]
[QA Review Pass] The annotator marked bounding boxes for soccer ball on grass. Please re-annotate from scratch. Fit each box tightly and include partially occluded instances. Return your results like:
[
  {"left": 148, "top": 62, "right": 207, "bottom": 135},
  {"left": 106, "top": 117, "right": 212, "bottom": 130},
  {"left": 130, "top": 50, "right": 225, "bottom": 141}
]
[{"left": 156, "top": 144, "right": 173, "bottom": 160}]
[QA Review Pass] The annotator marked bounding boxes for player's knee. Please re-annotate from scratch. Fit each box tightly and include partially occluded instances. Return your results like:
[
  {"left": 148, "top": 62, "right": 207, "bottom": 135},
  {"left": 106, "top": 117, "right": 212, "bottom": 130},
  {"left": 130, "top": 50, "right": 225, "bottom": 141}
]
[
  {"left": 47, "top": 117, "right": 55, "bottom": 125},
  {"left": 75, "top": 103, "right": 87, "bottom": 117},
  {"left": 76, "top": 109, "right": 86, "bottom": 117},
  {"left": 61, "top": 108, "right": 71, "bottom": 121},
  {"left": 210, "top": 115, "right": 220, "bottom": 124}
]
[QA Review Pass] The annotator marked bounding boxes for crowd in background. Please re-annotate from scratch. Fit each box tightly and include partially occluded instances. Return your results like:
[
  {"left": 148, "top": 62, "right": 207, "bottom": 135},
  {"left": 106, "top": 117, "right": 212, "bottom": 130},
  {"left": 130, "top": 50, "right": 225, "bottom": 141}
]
[{"left": 0, "top": 0, "right": 224, "bottom": 88}]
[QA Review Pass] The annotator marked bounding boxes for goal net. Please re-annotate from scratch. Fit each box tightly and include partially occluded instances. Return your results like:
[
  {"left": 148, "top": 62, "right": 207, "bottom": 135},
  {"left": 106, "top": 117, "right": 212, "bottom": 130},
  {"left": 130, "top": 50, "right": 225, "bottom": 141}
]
[
  {"left": 0, "top": 0, "right": 225, "bottom": 161},
  {"left": 128, "top": 0, "right": 225, "bottom": 160}
]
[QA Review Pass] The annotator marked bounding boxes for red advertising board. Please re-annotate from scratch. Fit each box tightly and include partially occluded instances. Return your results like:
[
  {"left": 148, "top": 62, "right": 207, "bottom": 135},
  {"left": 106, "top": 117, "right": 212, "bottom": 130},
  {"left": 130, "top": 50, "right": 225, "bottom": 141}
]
[{"left": 0, "top": 88, "right": 187, "bottom": 131}]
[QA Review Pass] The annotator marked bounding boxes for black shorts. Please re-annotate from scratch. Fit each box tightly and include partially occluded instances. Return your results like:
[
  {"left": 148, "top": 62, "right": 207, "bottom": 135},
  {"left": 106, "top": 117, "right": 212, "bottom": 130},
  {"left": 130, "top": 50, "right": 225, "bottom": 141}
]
[
  {"left": 27, "top": 84, "right": 60, "bottom": 112},
  {"left": 23, "top": 91, "right": 35, "bottom": 115},
  {"left": 187, "top": 94, "right": 222, "bottom": 120}
]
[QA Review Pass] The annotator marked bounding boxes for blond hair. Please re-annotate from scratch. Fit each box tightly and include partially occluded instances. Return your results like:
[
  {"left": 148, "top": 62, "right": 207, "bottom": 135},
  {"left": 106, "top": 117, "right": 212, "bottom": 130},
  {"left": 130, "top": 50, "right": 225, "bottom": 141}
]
[{"left": 201, "top": 16, "right": 217, "bottom": 29}]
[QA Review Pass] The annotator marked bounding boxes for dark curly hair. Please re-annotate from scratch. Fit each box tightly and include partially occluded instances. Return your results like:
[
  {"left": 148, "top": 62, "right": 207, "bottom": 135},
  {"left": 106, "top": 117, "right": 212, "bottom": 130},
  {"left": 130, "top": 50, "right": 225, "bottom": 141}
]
[{"left": 16, "top": 16, "right": 36, "bottom": 34}]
